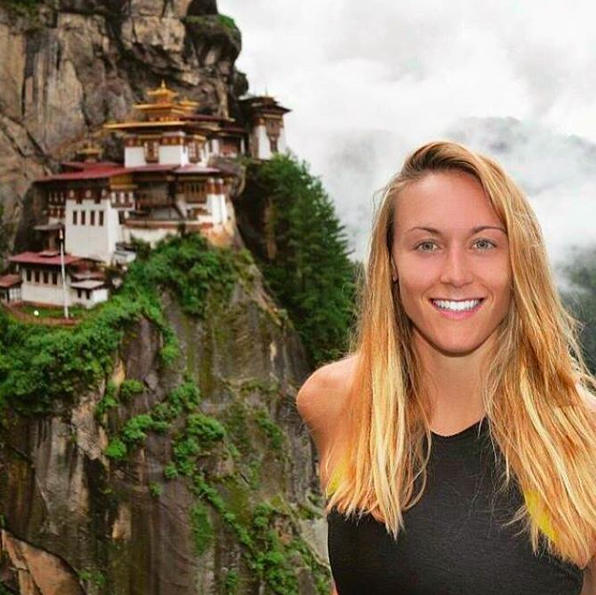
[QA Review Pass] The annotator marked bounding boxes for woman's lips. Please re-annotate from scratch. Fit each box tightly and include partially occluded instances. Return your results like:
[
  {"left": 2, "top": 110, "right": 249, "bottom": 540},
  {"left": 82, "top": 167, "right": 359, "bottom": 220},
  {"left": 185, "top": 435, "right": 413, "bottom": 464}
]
[{"left": 430, "top": 298, "right": 485, "bottom": 320}]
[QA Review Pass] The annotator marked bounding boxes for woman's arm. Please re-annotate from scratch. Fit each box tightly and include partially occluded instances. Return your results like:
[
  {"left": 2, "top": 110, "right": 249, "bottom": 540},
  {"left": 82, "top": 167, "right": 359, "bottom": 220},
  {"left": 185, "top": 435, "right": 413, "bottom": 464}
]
[{"left": 331, "top": 580, "right": 339, "bottom": 595}]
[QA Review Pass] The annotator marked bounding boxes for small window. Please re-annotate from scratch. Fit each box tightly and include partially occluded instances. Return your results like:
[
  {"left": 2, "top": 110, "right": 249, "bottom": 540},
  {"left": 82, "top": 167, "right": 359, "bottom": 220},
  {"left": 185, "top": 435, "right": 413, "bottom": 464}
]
[
  {"left": 90, "top": 210, "right": 95, "bottom": 226},
  {"left": 99, "top": 211, "right": 104, "bottom": 226},
  {"left": 81, "top": 211, "right": 86, "bottom": 226},
  {"left": 34, "top": 270, "right": 40, "bottom": 283},
  {"left": 86, "top": 290, "right": 91, "bottom": 300},
  {"left": 73, "top": 211, "right": 78, "bottom": 225},
  {"left": 77, "top": 289, "right": 82, "bottom": 299},
  {"left": 43, "top": 271, "right": 49, "bottom": 284},
  {"left": 118, "top": 211, "right": 125, "bottom": 224},
  {"left": 52, "top": 271, "right": 58, "bottom": 284},
  {"left": 26, "top": 269, "right": 32, "bottom": 282}
]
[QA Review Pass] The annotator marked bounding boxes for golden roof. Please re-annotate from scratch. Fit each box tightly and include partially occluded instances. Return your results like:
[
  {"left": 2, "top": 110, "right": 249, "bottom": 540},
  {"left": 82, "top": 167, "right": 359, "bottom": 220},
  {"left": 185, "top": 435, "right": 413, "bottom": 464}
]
[{"left": 146, "top": 79, "right": 178, "bottom": 103}]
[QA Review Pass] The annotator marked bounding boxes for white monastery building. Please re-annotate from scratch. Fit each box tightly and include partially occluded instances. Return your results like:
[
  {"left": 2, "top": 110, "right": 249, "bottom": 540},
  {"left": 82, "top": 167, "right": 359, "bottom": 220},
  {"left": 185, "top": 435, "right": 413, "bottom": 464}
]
[{"left": 0, "top": 82, "right": 291, "bottom": 310}]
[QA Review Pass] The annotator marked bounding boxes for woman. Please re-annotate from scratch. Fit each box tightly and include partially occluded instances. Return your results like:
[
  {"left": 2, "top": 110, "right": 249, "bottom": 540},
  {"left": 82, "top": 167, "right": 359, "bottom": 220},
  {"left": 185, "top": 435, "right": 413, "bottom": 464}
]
[{"left": 296, "top": 140, "right": 596, "bottom": 595}]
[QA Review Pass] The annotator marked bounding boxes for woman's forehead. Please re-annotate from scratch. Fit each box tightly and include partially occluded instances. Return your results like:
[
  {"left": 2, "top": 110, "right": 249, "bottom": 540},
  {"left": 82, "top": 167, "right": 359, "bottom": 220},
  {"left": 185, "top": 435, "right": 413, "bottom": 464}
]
[{"left": 394, "top": 171, "right": 501, "bottom": 232}]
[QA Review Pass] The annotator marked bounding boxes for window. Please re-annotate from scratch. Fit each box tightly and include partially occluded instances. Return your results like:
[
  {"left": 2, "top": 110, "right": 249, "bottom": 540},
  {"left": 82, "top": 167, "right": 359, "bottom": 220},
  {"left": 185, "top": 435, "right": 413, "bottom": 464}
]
[
  {"left": 73, "top": 211, "right": 78, "bottom": 225},
  {"left": 90, "top": 210, "right": 95, "bottom": 226},
  {"left": 43, "top": 271, "right": 48, "bottom": 284},
  {"left": 99, "top": 211, "right": 104, "bottom": 226},
  {"left": 81, "top": 211, "right": 86, "bottom": 226},
  {"left": 144, "top": 140, "right": 159, "bottom": 163},
  {"left": 52, "top": 271, "right": 58, "bottom": 284},
  {"left": 86, "top": 290, "right": 91, "bottom": 300},
  {"left": 118, "top": 211, "right": 126, "bottom": 224},
  {"left": 26, "top": 269, "right": 31, "bottom": 282},
  {"left": 77, "top": 289, "right": 82, "bottom": 299},
  {"left": 34, "top": 270, "right": 40, "bottom": 283}
]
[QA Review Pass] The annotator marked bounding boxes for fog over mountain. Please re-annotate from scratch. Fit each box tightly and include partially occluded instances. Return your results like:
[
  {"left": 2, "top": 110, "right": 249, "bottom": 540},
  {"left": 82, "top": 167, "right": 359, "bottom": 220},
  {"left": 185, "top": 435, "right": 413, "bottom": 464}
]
[{"left": 220, "top": 0, "right": 596, "bottom": 280}]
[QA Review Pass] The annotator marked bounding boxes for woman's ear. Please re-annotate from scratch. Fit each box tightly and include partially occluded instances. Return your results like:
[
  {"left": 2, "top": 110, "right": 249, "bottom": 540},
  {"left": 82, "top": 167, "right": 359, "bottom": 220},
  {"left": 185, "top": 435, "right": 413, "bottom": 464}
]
[{"left": 390, "top": 257, "right": 398, "bottom": 282}]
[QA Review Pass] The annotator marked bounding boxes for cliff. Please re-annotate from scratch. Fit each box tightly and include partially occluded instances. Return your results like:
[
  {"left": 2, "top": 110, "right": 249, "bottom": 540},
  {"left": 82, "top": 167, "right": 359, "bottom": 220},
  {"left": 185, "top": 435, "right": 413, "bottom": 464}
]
[
  {"left": 0, "top": 2, "right": 335, "bottom": 593},
  {"left": 0, "top": 235, "right": 330, "bottom": 594}
]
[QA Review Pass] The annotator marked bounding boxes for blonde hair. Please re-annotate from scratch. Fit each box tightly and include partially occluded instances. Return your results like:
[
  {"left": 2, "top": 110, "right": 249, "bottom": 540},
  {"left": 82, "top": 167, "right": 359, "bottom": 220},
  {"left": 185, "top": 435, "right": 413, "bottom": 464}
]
[{"left": 324, "top": 140, "right": 596, "bottom": 568}]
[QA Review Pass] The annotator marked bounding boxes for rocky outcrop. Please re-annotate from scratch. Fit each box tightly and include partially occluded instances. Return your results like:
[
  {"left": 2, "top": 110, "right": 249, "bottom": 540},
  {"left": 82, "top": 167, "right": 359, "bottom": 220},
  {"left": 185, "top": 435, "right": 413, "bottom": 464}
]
[
  {"left": 0, "top": 0, "right": 248, "bottom": 260},
  {"left": 0, "top": 262, "right": 328, "bottom": 594}
]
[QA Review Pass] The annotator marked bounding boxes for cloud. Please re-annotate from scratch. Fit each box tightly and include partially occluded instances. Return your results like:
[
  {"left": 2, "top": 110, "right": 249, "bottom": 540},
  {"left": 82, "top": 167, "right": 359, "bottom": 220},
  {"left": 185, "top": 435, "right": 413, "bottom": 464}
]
[{"left": 219, "top": 0, "right": 596, "bottom": 278}]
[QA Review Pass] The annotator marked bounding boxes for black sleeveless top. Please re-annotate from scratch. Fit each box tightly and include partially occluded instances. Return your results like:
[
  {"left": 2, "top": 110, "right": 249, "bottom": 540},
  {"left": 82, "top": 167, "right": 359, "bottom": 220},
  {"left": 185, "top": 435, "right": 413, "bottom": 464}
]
[{"left": 327, "top": 417, "right": 584, "bottom": 594}]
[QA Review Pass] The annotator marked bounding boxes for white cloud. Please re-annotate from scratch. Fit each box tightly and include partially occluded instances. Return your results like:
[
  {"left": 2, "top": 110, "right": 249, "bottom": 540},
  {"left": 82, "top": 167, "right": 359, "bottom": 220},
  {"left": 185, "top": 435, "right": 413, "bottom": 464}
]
[{"left": 219, "top": 0, "right": 596, "bottom": 274}]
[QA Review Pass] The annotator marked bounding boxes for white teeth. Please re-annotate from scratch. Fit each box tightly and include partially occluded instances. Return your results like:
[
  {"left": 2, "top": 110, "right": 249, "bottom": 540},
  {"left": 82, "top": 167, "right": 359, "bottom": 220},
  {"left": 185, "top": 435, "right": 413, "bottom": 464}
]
[{"left": 432, "top": 299, "right": 481, "bottom": 312}]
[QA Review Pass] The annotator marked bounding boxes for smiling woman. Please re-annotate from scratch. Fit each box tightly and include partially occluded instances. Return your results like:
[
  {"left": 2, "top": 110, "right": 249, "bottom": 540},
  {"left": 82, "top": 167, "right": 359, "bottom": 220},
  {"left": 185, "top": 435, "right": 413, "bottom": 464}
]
[{"left": 296, "top": 140, "right": 596, "bottom": 595}]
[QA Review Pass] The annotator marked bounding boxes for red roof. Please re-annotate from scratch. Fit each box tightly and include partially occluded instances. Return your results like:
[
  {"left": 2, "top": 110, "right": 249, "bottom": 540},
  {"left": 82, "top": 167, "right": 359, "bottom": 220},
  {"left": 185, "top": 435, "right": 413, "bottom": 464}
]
[
  {"left": 9, "top": 251, "right": 82, "bottom": 266},
  {"left": 36, "top": 166, "right": 129, "bottom": 182},
  {"left": 0, "top": 274, "right": 21, "bottom": 288},
  {"left": 36, "top": 162, "right": 228, "bottom": 182}
]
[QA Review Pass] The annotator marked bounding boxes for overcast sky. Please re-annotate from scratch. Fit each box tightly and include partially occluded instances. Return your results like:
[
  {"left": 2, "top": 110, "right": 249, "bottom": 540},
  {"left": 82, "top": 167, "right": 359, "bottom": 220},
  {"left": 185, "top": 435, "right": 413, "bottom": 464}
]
[{"left": 219, "top": 0, "right": 596, "bottom": 283}]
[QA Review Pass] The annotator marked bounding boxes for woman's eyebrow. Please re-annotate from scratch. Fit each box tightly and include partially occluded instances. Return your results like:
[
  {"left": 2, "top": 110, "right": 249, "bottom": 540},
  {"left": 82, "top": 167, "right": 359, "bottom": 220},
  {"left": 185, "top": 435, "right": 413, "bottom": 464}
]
[{"left": 405, "top": 225, "right": 507, "bottom": 235}]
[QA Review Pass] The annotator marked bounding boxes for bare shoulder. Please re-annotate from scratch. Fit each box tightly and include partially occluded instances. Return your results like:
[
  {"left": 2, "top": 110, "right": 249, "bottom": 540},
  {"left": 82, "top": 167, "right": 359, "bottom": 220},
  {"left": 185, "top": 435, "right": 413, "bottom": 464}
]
[{"left": 296, "top": 352, "right": 359, "bottom": 454}]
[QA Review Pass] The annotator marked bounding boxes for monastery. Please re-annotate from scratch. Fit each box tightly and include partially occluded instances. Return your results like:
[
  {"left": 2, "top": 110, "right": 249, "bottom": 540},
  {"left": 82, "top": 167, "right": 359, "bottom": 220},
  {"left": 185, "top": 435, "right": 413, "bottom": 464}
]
[{"left": 0, "top": 82, "right": 290, "bottom": 312}]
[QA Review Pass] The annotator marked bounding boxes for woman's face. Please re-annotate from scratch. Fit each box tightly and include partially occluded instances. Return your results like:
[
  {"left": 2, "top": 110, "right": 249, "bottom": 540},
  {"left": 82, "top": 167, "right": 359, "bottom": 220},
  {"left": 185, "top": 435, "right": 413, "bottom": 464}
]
[{"left": 391, "top": 170, "right": 512, "bottom": 357}]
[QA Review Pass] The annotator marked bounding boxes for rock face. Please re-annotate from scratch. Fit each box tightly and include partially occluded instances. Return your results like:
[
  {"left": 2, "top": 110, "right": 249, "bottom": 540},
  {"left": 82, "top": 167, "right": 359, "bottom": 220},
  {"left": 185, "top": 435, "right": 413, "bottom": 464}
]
[
  {"left": 0, "top": 0, "right": 248, "bottom": 259},
  {"left": 0, "top": 263, "right": 329, "bottom": 594}
]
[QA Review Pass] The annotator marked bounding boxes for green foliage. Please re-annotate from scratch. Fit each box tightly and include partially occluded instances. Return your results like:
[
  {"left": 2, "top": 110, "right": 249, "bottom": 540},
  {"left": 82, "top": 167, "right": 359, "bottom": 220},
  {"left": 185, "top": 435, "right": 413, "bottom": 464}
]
[
  {"left": 0, "top": 0, "right": 40, "bottom": 18},
  {"left": 254, "top": 408, "right": 285, "bottom": 453},
  {"left": 0, "top": 234, "right": 240, "bottom": 414},
  {"left": 121, "top": 414, "right": 156, "bottom": 444},
  {"left": 118, "top": 379, "right": 144, "bottom": 402},
  {"left": 224, "top": 569, "right": 240, "bottom": 594},
  {"left": 247, "top": 153, "right": 359, "bottom": 367},
  {"left": 127, "top": 233, "right": 237, "bottom": 318},
  {"left": 190, "top": 501, "right": 214, "bottom": 555},
  {"left": 149, "top": 482, "right": 163, "bottom": 498},
  {"left": 105, "top": 437, "right": 127, "bottom": 460},
  {"left": 95, "top": 380, "right": 119, "bottom": 420},
  {"left": 559, "top": 245, "right": 596, "bottom": 375},
  {"left": 217, "top": 14, "right": 238, "bottom": 32},
  {"left": 78, "top": 569, "right": 106, "bottom": 587}
]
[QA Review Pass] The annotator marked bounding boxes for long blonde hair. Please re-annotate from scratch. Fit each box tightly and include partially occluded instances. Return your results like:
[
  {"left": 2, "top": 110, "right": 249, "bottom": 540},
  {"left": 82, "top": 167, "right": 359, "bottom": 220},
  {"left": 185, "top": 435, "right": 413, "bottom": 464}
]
[{"left": 324, "top": 140, "right": 596, "bottom": 568}]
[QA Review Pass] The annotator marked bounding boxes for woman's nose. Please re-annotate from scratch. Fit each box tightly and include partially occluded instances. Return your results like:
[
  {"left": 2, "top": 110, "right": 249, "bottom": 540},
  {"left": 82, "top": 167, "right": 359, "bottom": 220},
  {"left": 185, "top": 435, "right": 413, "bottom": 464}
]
[{"left": 438, "top": 247, "right": 474, "bottom": 287}]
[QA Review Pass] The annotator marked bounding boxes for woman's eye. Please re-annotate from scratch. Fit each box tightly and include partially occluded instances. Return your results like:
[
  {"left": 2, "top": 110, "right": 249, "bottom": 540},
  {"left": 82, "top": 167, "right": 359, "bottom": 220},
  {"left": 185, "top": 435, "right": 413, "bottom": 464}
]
[{"left": 414, "top": 239, "right": 496, "bottom": 252}]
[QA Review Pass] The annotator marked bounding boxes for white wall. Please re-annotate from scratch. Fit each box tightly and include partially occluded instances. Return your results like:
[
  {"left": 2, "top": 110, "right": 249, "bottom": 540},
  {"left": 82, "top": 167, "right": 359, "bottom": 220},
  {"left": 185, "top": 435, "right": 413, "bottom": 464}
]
[
  {"left": 278, "top": 126, "right": 288, "bottom": 154},
  {"left": 65, "top": 198, "right": 122, "bottom": 263},
  {"left": 206, "top": 193, "right": 228, "bottom": 224},
  {"left": 254, "top": 124, "right": 271, "bottom": 160},
  {"left": 71, "top": 287, "right": 109, "bottom": 308},
  {"left": 159, "top": 144, "right": 188, "bottom": 166},
  {"left": 124, "top": 147, "right": 146, "bottom": 167},
  {"left": 21, "top": 275, "right": 73, "bottom": 306},
  {"left": 124, "top": 227, "right": 177, "bottom": 246}
]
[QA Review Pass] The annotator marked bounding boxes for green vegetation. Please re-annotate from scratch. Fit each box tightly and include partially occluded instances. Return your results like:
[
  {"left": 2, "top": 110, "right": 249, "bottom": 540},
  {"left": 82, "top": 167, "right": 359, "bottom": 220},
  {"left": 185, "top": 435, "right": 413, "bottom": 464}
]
[
  {"left": 18, "top": 304, "right": 87, "bottom": 319},
  {"left": 559, "top": 245, "right": 596, "bottom": 376},
  {"left": 0, "top": 233, "right": 243, "bottom": 416},
  {"left": 149, "top": 483, "right": 163, "bottom": 498},
  {"left": 190, "top": 501, "right": 214, "bottom": 555},
  {"left": 0, "top": 212, "right": 336, "bottom": 590},
  {"left": 246, "top": 153, "right": 359, "bottom": 367},
  {"left": 184, "top": 13, "right": 240, "bottom": 38},
  {"left": 0, "top": 0, "right": 42, "bottom": 21},
  {"left": 217, "top": 14, "right": 238, "bottom": 32},
  {"left": 118, "top": 379, "right": 144, "bottom": 403},
  {"left": 78, "top": 568, "right": 106, "bottom": 588}
]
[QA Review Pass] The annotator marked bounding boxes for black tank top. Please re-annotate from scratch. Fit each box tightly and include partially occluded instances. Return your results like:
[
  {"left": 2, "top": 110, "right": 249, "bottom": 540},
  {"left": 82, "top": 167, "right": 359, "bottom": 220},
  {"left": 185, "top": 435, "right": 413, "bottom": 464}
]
[{"left": 327, "top": 417, "right": 584, "bottom": 594}]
